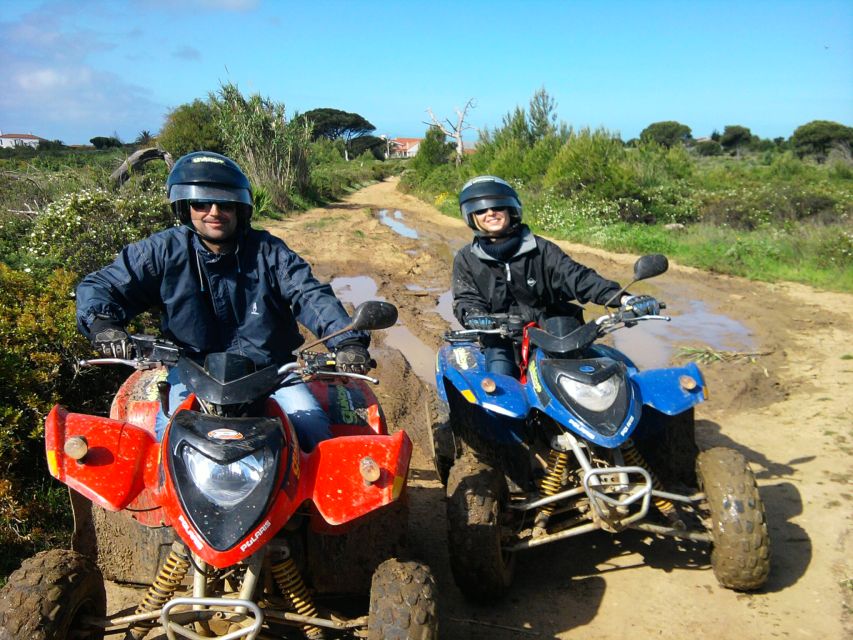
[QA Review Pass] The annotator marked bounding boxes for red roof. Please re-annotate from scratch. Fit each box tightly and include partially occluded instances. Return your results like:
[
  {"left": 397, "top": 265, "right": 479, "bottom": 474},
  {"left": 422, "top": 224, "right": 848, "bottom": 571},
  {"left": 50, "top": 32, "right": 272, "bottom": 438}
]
[{"left": 1, "top": 133, "right": 45, "bottom": 140}]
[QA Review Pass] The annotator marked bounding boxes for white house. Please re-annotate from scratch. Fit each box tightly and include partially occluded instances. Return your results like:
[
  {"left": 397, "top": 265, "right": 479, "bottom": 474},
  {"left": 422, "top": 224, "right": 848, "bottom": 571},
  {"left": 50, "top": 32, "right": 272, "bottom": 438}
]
[
  {"left": 0, "top": 132, "right": 46, "bottom": 149},
  {"left": 389, "top": 137, "right": 422, "bottom": 158}
]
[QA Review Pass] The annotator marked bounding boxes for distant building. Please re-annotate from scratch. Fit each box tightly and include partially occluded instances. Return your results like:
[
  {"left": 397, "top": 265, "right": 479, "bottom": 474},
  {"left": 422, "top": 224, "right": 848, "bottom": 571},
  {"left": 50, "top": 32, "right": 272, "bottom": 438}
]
[
  {"left": 0, "top": 132, "right": 46, "bottom": 149},
  {"left": 389, "top": 137, "right": 422, "bottom": 158}
]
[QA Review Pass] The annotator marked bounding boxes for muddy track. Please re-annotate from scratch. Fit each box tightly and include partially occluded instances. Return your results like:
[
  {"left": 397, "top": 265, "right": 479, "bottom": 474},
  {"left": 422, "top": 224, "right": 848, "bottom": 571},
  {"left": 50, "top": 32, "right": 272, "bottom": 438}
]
[{"left": 108, "top": 178, "right": 852, "bottom": 639}]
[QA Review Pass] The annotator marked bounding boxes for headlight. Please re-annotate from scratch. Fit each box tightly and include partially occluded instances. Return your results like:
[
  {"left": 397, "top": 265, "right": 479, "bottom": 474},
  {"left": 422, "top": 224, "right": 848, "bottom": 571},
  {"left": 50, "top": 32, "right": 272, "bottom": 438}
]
[
  {"left": 557, "top": 373, "right": 619, "bottom": 412},
  {"left": 183, "top": 448, "right": 266, "bottom": 509}
]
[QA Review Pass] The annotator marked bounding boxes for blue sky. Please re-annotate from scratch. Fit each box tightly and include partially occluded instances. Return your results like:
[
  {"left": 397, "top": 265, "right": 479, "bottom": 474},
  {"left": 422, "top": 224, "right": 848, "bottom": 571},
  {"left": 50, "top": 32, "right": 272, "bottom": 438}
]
[{"left": 1, "top": 0, "right": 851, "bottom": 146}]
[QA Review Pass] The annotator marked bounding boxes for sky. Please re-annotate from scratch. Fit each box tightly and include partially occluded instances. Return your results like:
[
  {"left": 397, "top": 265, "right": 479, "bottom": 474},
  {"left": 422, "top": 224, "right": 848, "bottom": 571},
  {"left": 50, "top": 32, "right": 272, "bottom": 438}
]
[{"left": 1, "top": 0, "right": 851, "bottom": 146}]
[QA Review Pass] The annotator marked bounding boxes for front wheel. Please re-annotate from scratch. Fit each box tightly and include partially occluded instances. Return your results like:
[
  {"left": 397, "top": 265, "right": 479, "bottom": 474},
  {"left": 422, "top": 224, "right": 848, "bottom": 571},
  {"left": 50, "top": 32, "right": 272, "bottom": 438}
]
[
  {"left": 697, "top": 447, "right": 770, "bottom": 590},
  {"left": 0, "top": 549, "right": 106, "bottom": 639},
  {"left": 446, "top": 455, "right": 515, "bottom": 602},
  {"left": 425, "top": 398, "right": 455, "bottom": 487},
  {"left": 367, "top": 558, "right": 438, "bottom": 640}
]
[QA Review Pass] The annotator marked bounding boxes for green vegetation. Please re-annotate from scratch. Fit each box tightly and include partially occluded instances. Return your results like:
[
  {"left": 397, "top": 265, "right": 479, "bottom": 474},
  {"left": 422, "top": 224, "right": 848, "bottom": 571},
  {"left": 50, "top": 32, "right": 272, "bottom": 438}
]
[
  {"left": 400, "top": 90, "right": 853, "bottom": 292},
  {"left": 158, "top": 99, "right": 226, "bottom": 157}
]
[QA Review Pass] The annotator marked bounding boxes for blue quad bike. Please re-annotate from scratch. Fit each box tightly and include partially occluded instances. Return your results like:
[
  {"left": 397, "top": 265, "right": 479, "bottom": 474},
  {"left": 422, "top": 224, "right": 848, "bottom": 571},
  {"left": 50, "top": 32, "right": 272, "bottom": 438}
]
[{"left": 430, "top": 254, "right": 770, "bottom": 602}]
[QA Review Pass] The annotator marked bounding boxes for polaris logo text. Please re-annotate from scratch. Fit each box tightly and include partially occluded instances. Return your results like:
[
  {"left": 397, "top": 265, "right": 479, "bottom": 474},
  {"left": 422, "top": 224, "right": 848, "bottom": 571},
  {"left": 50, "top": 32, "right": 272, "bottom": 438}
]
[
  {"left": 240, "top": 519, "right": 272, "bottom": 552},
  {"left": 178, "top": 514, "right": 204, "bottom": 550}
]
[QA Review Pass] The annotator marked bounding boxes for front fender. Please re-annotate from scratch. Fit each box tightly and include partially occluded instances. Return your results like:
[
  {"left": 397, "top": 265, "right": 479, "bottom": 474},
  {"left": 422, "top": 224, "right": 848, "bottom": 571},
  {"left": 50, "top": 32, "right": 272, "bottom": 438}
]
[
  {"left": 633, "top": 362, "right": 706, "bottom": 416},
  {"left": 436, "top": 344, "right": 529, "bottom": 418},
  {"left": 304, "top": 430, "right": 412, "bottom": 527},
  {"left": 45, "top": 405, "right": 159, "bottom": 511}
]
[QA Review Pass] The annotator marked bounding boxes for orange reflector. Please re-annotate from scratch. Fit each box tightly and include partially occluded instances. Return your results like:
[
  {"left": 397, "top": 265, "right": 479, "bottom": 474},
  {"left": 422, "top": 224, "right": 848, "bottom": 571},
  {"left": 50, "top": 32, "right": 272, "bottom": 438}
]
[
  {"left": 679, "top": 375, "right": 697, "bottom": 391},
  {"left": 46, "top": 450, "right": 59, "bottom": 477},
  {"left": 64, "top": 436, "right": 89, "bottom": 461},
  {"left": 392, "top": 475, "right": 405, "bottom": 499},
  {"left": 481, "top": 378, "right": 497, "bottom": 394},
  {"left": 359, "top": 456, "right": 381, "bottom": 484}
]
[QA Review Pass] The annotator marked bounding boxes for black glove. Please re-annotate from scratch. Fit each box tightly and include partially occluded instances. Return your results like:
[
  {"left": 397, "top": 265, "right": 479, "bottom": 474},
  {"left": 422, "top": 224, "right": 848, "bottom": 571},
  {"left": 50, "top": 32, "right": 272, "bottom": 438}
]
[
  {"left": 89, "top": 318, "right": 132, "bottom": 359},
  {"left": 464, "top": 314, "right": 498, "bottom": 330},
  {"left": 335, "top": 342, "right": 374, "bottom": 375},
  {"left": 623, "top": 295, "right": 661, "bottom": 318}
]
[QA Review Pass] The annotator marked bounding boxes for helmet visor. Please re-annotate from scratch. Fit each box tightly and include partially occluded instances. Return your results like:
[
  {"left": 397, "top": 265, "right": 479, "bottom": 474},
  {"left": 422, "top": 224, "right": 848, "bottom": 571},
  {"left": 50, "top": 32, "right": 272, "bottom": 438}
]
[
  {"left": 460, "top": 196, "right": 521, "bottom": 217},
  {"left": 170, "top": 183, "right": 252, "bottom": 206}
]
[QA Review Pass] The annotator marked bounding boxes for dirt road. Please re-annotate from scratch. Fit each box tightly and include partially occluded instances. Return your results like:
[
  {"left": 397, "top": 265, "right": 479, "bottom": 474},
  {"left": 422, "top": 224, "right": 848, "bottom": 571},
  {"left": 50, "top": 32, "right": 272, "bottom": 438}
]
[{"left": 262, "top": 178, "right": 852, "bottom": 640}]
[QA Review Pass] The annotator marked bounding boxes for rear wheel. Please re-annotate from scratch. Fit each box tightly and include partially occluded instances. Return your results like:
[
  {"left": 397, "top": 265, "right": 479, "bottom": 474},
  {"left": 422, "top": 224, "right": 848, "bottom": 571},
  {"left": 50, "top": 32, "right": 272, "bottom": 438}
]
[
  {"left": 0, "top": 549, "right": 106, "bottom": 639},
  {"left": 697, "top": 447, "right": 770, "bottom": 590},
  {"left": 367, "top": 558, "right": 438, "bottom": 640},
  {"left": 446, "top": 455, "right": 515, "bottom": 602}
]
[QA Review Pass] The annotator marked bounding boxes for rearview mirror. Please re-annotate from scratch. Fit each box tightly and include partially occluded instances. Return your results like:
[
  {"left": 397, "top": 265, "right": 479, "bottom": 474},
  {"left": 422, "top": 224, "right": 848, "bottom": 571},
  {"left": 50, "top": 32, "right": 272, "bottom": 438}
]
[
  {"left": 351, "top": 301, "right": 398, "bottom": 331},
  {"left": 633, "top": 254, "right": 669, "bottom": 282}
]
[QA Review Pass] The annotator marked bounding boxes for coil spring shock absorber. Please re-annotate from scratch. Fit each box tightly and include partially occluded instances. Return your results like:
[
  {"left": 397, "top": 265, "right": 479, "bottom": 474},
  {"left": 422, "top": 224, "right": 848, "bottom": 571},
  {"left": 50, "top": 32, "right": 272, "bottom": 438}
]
[
  {"left": 534, "top": 449, "right": 570, "bottom": 534},
  {"left": 125, "top": 542, "right": 191, "bottom": 640},
  {"left": 271, "top": 547, "right": 324, "bottom": 639},
  {"left": 621, "top": 440, "right": 684, "bottom": 528}
]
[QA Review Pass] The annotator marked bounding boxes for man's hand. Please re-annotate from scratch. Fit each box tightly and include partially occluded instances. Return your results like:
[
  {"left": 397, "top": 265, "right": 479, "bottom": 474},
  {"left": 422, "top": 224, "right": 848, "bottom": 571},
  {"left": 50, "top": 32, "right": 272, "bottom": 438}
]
[
  {"left": 90, "top": 319, "right": 132, "bottom": 359},
  {"left": 623, "top": 295, "right": 661, "bottom": 318},
  {"left": 335, "top": 343, "right": 374, "bottom": 375},
  {"left": 465, "top": 315, "right": 498, "bottom": 330}
]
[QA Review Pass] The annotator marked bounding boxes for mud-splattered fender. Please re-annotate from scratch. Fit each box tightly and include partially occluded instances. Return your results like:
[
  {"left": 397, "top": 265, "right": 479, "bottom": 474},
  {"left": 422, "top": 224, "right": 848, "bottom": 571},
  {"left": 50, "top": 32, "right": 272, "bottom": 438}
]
[
  {"left": 435, "top": 343, "right": 529, "bottom": 418},
  {"left": 45, "top": 405, "right": 159, "bottom": 511},
  {"left": 632, "top": 362, "right": 707, "bottom": 416}
]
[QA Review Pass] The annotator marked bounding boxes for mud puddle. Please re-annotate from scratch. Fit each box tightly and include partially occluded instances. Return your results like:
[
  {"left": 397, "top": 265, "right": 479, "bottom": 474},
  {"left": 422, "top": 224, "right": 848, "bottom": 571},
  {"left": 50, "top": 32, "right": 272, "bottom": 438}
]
[
  {"left": 332, "top": 276, "right": 437, "bottom": 385},
  {"left": 611, "top": 281, "right": 755, "bottom": 369},
  {"left": 378, "top": 209, "right": 419, "bottom": 239}
]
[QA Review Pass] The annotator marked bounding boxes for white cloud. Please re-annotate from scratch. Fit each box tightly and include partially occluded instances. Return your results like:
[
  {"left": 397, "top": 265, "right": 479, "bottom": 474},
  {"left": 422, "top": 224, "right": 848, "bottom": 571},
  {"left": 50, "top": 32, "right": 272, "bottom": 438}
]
[{"left": 0, "top": 3, "right": 166, "bottom": 144}]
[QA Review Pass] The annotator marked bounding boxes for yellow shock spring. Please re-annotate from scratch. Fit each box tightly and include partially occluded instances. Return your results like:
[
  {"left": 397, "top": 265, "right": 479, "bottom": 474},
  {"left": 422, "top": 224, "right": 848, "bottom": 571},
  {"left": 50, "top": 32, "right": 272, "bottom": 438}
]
[
  {"left": 125, "top": 543, "right": 191, "bottom": 640},
  {"left": 535, "top": 450, "right": 570, "bottom": 528},
  {"left": 271, "top": 556, "right": 324, "bottom": 639},
  {"left": 621, "top": 442, "right": 678, "bottom": 518}
]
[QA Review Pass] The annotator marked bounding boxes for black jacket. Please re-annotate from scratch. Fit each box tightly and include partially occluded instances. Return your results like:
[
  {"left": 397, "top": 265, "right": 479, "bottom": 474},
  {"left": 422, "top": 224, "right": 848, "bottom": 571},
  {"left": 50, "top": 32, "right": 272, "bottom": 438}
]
[
  {"left": 452, "top": 226, "right": 622, "bottom": 325},
  {"left": 77, "top": 226, "right": 367, "bottom": 367}
]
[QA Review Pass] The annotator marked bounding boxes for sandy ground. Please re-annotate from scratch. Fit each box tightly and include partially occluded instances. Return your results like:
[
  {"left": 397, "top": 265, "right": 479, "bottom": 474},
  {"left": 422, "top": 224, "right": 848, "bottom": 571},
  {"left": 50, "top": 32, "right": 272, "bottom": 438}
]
[{"left": 104, "top": 178, "right": 851, "bottom": 639}]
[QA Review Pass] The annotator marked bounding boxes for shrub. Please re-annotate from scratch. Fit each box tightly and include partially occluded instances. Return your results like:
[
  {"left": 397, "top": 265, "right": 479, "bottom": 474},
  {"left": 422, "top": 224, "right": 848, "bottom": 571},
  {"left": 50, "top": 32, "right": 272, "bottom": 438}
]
[
  {"left": 694, "top": 140, "right": 723, "bottom": 156},
  {"left": 24, "top": 187, "right": 172, "bottom": 277},
  {"left": 158, "top": 99, "right": 226, "bottom": 157},
  {"left": 544, "top": 129, "right": 636, "bottom": 201}
]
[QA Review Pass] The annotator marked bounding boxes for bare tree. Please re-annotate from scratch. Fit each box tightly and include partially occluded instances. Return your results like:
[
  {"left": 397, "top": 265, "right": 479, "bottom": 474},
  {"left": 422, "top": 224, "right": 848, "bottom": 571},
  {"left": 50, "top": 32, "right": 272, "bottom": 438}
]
[
  {"left": 425, "top": 98, "right": 476, "bottom": 166},
  {"left": 110, "top": 148, "right": 174, "bottom": 186}
]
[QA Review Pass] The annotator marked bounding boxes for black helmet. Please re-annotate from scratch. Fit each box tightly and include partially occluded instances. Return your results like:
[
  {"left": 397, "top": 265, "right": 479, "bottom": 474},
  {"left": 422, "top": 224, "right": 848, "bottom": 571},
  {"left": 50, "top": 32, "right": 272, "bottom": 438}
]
[
  {"left": 166, "top": 151, "right": 253, "bottom": 227},
  {"left": 459, "top": 175, "right": 522, "bottom": 231}
]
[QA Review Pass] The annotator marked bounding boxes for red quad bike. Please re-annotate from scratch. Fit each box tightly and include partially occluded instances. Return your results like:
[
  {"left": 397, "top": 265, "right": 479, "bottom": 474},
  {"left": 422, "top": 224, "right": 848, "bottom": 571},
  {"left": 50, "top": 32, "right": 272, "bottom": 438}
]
[{"left": 0, "top": 301, "right": 438, "bottom": 640}]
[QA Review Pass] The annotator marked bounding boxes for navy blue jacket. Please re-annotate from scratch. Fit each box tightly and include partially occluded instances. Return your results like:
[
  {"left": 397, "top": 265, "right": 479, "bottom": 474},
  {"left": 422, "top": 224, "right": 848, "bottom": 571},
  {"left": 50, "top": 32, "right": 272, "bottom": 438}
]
[{"left": 76, "top": 226, "right": 366, "bottom": 366}]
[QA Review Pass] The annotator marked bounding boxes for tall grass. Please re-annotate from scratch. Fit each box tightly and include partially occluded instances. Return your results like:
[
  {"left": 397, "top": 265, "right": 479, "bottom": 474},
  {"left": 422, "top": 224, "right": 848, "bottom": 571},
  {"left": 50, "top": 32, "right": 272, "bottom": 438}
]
[{"left": 212, "top": 83, "right": 312, "bottom": 212}]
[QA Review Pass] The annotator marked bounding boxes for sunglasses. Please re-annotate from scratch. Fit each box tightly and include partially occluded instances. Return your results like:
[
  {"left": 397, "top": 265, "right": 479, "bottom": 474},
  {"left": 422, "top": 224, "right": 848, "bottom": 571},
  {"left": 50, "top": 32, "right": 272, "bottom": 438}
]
[
  {"left": 189, "top": 201, "right": 237, "bottom": 214},
  {"left": 473, "top": 206, "right": 509, "bottom": 216}
]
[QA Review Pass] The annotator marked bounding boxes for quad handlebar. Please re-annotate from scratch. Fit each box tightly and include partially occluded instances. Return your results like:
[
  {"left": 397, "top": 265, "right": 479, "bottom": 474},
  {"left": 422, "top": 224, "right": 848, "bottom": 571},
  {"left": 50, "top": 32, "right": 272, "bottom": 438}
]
[{"left": 445, "top": 300, "right": 671, "bottom": 352}]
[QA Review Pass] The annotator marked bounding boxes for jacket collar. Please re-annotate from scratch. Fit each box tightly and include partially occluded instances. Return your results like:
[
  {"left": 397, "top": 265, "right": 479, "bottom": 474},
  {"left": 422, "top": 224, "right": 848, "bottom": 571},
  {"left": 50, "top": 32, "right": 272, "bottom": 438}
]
[{"left": 470, "top": 225, "right": 536, "bottom": 262}]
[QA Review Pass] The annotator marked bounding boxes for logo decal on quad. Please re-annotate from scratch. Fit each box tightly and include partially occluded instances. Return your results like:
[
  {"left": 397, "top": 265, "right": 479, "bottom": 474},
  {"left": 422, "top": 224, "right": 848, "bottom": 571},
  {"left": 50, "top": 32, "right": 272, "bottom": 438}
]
[
  {"left": 240, "top": 519, "right": 272, "bottom": 553},
  {"left": 333, "top": 385, "right": 368, "bottom": 425},
  {"left": 453, "top": 348, "right": 477, "bottom": 370},
  {"left": 207, "top": 428, "right": 243, "bottom": 440},
  {"left": 528, "top": 360, "right": 550, "bottom": 407},
  {"left": 580, "top": 365, "right": 595, "bottom": 373},
  {"left": 178, "top": 514, "right": 204, "bottom": 550}
]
